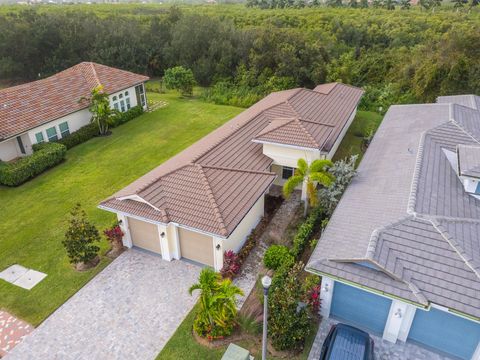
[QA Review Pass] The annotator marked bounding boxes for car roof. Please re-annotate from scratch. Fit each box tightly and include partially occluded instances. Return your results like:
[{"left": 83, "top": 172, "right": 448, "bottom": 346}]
[{"left": 327, "top": 324, "right": 370, "bottom": 360}]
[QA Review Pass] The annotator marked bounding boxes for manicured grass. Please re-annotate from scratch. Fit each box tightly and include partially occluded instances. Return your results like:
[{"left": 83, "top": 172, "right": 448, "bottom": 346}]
[
  {"left": 332, "top": 110, "right": 383, "bottom": 164},
  {"left": 0, "top": 91, "right": 242, "bottom": 326},
  {"left": 159, "top": 303, "right": 318, "bottom": 360}
]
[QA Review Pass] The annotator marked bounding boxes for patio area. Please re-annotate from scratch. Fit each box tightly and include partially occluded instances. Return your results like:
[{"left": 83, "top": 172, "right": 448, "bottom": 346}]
[{"left": 308, "top": 317, "right": 456, "bottom": 360}]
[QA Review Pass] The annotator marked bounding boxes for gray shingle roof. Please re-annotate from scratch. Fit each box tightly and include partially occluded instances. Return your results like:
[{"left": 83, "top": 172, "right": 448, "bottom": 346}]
[
  {"left": 307, "top": 100, "right": 480, "bottom": 319},
  {"left": 438, "top": 94, "right": 480, "bottom": 110}
]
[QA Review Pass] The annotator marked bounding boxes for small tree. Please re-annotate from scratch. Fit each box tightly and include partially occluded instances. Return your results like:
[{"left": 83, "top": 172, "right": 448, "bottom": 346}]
[
  {"left": 269, "top": 262, "right": 311, "bottom": 351},
  {"left": 318, "top": 155, "right": 358, "bottom": 215},
  {"left": 63, "top": 203, "right": 100, "bottom": 270},
  {"left": 163, "top": 66, "right": 196, "bottom": 97},
  {"left": 189, "top": 268, "right": 243, "bottom": 340},
  {"left": 283, "top": 158, "right": 334, "bottom": 216},
  {"left": 82, "top": 85, "right": 117, "bottom": 136}
]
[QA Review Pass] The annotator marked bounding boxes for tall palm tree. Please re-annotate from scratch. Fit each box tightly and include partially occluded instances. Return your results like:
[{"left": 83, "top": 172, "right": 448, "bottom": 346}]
[
  {"left": 283, "top": 158, "right": 335, "bottom": 216},
  {"left": 189, "top": 268, "right": 243, "bottom": 338}
]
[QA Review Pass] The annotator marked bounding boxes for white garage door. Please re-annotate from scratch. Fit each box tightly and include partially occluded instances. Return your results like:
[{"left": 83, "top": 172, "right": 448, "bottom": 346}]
[
  {"left": 178, "top": 227, "right": 214, "bottom": 267},
  {"left": 128, "top": 217, "right": 162, "bottom": 254}
]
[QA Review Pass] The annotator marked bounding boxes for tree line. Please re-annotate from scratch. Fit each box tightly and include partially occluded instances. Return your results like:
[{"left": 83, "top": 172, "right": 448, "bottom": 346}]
[{"left": 1, "top": 5, "right": 480, "bottom": 110}]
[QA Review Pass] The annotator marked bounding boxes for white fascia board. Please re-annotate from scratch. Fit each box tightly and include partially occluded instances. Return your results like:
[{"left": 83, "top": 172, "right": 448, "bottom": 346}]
[{"left": 252, "top": 139, "right": 320, "bottom": 152}]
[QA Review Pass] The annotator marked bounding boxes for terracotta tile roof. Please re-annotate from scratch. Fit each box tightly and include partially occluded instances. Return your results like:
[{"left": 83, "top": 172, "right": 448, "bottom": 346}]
[
  {"left": 100, "top": 83, "right": 362, "bottom": 237},
  {"left": 0, "top": 62, "right": 149, "bottom": 140}
]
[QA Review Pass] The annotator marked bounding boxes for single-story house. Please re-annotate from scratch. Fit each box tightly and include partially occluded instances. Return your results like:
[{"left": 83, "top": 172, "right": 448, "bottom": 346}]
[
  {"left": 99, "top": 83, "right": 363, "bottom": 271},
  {"left": 0, "top": 62, "right": 149, "bottom": 162},
  {"left": 306, "top": 95, "right": 480, "bottom": 360}
]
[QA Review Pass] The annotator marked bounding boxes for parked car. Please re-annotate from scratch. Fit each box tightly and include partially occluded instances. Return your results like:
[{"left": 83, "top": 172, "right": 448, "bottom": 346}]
[{"left": 320, "top": 323, "right": 374, "bottom": 360}]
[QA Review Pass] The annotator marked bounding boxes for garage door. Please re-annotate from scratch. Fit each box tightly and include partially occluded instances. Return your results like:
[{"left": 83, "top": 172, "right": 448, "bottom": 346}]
[
  {"left": 408, "top": 308, "right": 480, "bottom": 359},
  {"left": 331, "top": 282, "right": 392, "bottom": 335},
  {"left": 178, "top": 227, "right": 214, "bottom": 267},
  {"left": 128, "top": 217, "right": 161, "bottom": 254}
]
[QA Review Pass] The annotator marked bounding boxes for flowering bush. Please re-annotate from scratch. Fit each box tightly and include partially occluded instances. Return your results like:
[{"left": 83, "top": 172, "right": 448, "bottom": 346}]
[
  {"left": 220, "top": 250, "right": 241, "bottom": 278},
  {"left": 103, "top": 223, "right": 124, "bottom": 254},
  {"left": 306, "top": 285, "right": 321, "bottom": 314}
]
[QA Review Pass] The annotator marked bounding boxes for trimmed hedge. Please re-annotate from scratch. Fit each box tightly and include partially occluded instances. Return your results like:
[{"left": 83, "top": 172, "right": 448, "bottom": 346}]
[
  {"left": 264, "top": 245, "right": 294, "bottom": 270},
  {"left": 291, "top": 206, "right": 324, "bottom": 258},
  {"left": 58, "top": 123, "right": 98, "bottom": 150},
  {"left": 0, "top": 142, "right": 67, "bottom": 186},
  {"left": 111, "top": 105, "right": 144, "bottom": 128}
]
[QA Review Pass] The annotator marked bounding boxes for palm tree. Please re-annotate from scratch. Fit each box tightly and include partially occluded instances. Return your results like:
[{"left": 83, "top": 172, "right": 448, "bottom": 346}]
[
  {"left": 283, "top": 158, "right": 335, "bottom": 216},
  {"left": 189, "top": 268, "right": 243, "bottom": 338},
  {"left": 82, "top": 85, "right": 117, "bottom": 136}
]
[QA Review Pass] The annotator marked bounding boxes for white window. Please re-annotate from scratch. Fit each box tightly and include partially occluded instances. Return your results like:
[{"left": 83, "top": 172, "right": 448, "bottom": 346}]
[
  {"left": 135, "top": 84, "right": 146, "bottom": 107},
  {"left": 112, "top": 92, "right": 131, "bottom": 113},
  {"left": 282, "top": 166, "right": 294, "bottom": 180},
  {"left": 46, "top": 126, "right": 58, "bottom": 142}
]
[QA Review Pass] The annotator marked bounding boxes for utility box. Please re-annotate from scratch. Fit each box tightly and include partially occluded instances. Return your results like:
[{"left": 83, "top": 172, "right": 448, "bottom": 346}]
[{"left": 221, "top": 343, "right": 254, "bottom": 360}]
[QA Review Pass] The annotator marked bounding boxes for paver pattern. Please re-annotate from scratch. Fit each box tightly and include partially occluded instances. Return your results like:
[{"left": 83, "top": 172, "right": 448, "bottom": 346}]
[
  {"left": 308, "top": 317, "right": 455, "bottom": 360},
  {"left": 6, "top": 250, "right": 200, "bottom": 360},
  {"left": 0, "top": 311, "right": 32, "bottom": 357}
]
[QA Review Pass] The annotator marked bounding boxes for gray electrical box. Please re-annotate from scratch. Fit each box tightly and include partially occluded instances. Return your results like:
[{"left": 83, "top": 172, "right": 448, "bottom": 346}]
[{"left": 221, "top": 343, "right": 254, "bottom": 360}]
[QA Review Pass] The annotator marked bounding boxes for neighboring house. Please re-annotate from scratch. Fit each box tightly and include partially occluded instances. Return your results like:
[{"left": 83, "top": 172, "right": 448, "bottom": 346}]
[
  {"left": 0, "top": 62, "right": 149, "bottom": 162},
  {"left": 307, "top": 95, "right": 480, "bottom": 360},
  {"left": 99, "top": 83, "right": 363, "bottom": 271}
]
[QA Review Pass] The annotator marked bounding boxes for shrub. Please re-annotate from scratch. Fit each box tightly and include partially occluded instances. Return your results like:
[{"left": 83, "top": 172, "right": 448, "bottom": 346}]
[
  {"left": 58, "top": 123, "right": 98, "bottom": 149},
  {"left": 163, "top": 66, "right": 196, "bottom": 97},
  {"left": 62, "top": 203, "right": 100, "bottom": 269},
  {"left": 189, "top": 268, "right": 243, "bottom": 340},
  {"left": 220, "top": 250, "right": 241, "bottom": 278},
  {"left": 111, "top": 105, "right": 144, "bottom": 128},
  {"left": 264, "top": 245, "right": 294, "bottom": 270},
  {"left": 0, "top": 142, "right": 66, "bottom": 186},
  {"left": 269, "top": 262, "right": 311, "bottom": 351},
  {"left": 291, "top": 206, "right": 324, "bottom": 258}
]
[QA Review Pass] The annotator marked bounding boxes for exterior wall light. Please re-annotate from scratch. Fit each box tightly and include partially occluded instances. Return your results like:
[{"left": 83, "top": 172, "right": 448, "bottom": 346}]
[
  {"left": 323, "top": 283, "right": 329, "bottom": 293},
  {"left": 216, "top": 244, "right": 221, "bottom": 250},
  {"left": 394, "top": 309, "right": 402, "bottom": 318},
  {"left": 160, "top": 232, "right": 165, "bottom": 238}
]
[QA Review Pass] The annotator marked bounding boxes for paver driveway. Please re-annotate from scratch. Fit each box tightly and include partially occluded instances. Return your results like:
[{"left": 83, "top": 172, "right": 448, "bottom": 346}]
[{"left": 7, "top": 249, "right": 201, "bottom": 360}]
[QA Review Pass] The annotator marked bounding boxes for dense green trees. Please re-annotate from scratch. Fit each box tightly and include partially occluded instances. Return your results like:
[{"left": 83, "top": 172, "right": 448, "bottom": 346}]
[{"left": 1, "top": 5, "right": 480, "bottom": 109}]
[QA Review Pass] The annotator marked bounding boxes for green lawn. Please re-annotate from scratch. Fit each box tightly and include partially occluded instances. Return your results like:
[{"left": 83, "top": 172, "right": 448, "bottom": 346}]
[
  {"left": 332, "top": 110, "right": 383, "bottom": 164},
  {"left": 0, "top": 91, "right": 242, "bottom": 326}
]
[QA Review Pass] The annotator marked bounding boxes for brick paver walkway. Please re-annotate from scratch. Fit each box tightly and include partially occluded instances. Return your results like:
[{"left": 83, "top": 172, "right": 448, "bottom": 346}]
[
  {"left": 7, "top": 250, "right": 200, "bottom": 360},
  {"left": 0, "top": 311, "right": 32, "bottom": 357},
  {"left": 234, "top": 191, "right": 301, "bottom": 309},
  {"left": 308, "top": 317, "right": 455, "bottom": 360}
]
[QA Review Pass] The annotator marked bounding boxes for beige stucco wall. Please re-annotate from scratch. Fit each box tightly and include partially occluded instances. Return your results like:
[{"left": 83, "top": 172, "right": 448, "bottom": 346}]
[
  {"left": 327, "top": 108, "right": 357, "bottom": 160},
  {"left": 0, "top": 138, "right": 20, "bottom": 161},
  {"left": 221, "top": 195, "right": 265, "bottom": 254},
  {"left": 262, "top": 143, "right": 322, "bottom": 168},
  {"left": 26, "top": 108, "right": 92, "bottom": 147}
]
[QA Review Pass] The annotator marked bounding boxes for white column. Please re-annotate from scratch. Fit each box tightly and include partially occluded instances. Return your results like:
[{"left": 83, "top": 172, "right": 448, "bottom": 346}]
[
  {"left": 169, "top": 224, "right": 181, "bottom": 260},
  {"left": 117, "top": 214, "right": 132, "bottom": 248},
  {"left": 158, "top": 225, "right": 172, "bottom": 261},
  {"left": 213, "top": 237, "right": 224, "bottom": 271},
  {"left": 383, "top": 299, "right": 417, "bottom": 343},
  {"left": 320, "top": 277, "right": 335, "bottom": 318}
]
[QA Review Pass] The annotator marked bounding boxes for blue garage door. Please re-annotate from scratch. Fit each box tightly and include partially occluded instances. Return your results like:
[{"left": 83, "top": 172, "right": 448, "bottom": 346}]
[
  {"left": 331, "top": 282, "right": 392, "bottom": 335},
  {"left": 408, "top": 308, "right": 480, "bottom": 359}
]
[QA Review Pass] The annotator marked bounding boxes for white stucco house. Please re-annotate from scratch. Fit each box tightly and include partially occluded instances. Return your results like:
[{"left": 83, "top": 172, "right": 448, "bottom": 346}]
[
  {"left": 0, "top": 62, "right": 149, "bottom": 162},
  {"left": 99, "top": 83, "right": 363, "bottom": 271}
]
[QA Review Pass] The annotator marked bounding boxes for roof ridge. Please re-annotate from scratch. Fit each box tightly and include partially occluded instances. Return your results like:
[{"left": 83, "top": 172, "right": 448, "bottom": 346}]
[
  {"left": 298, "top": 118, "right": 335, "bottom": 127},
  {"left": 255, "top": 118, "right": 296, "bottom": 138},
  {"left": 407, "top": 130, "right": 427, "bottom": 214},
  {"left": 200, "top": 164, "right": 276, "bottom": 176},
  {"left": 89, "top": 62, "right": 102, "bottom": 89},
  {"left": 430, "top": 219, "right": 480, "bottom": 279},
  {"left": 296, "top": 119, "right": 321, "bottom": 148},
  {"left": 449, "top": 116, "right": 480, "bottom": 145},
  {"left": 195, "top": 164, "right": 228, "bottom": 236}
]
